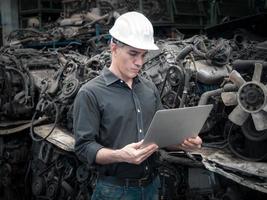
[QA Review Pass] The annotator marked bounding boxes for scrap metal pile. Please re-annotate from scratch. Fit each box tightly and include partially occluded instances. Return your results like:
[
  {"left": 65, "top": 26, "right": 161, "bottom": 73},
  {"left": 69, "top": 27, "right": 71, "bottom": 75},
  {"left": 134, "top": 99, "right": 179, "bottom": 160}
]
[
  {"left": 1, "top": 4, "right": 267, "bottom": 200},
  {"left": 142, "top": 34, "right": 267, "bottom": 162},
  {"left": 0, "top": 46, "right": 105, "bottom": 200},
  {"left": 1, "top": 30, "right": 267, "bottom": 200},
  {"left": 141, "top": 34, "right": 267, "bottom": 199}
]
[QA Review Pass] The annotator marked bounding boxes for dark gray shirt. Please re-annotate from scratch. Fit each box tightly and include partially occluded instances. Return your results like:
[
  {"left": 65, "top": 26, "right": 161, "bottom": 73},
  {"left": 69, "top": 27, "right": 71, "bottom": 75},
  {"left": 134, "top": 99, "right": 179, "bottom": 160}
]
[{"left": 73, "top": 67, "right": 162, "bottom": 178}]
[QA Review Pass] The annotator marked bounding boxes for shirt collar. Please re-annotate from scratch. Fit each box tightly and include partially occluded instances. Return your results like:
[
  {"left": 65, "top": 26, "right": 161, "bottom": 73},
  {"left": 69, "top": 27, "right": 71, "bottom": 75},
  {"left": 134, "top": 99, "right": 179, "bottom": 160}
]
[
  {"left": 102, "top": 66, "right": 141, "bottom": 86},
  {"left": 102, "top": 67, "right": 119, "bottom": 86}
]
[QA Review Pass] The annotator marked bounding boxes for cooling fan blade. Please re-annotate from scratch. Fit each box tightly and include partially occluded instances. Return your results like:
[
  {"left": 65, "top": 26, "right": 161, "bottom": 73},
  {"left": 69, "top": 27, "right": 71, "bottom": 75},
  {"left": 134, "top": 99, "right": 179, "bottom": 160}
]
[
  {"left": 263, "top": 103, "right": 267, "bottom": 112},
  {"left": 251, "top": 111, "right": 267, "bottom": 131},
  {"left": 228, "top": 105, "right": 249, "bottom": 126},
  {"left": 221, "top": 92, "right": 238, "bottom": 106},
  {"left": 229, "top": 70, "right": 246, "bottom": 88},
  {"left": 252, "top": 62, "right": 263, "bottom": 82}
]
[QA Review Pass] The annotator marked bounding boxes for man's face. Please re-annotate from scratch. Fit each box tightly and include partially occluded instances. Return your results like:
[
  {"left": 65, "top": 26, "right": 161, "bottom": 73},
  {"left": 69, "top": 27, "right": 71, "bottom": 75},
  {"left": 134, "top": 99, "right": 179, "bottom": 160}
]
[{"left": 112, "top": 43, "right": 147, "bottom": 81}]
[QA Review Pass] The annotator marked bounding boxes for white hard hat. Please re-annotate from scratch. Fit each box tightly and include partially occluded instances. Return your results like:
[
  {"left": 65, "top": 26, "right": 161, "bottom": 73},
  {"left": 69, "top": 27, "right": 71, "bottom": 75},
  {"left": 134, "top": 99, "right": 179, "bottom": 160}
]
[{"left": 109, "top": 11, "right": 159, "bottom": 50}]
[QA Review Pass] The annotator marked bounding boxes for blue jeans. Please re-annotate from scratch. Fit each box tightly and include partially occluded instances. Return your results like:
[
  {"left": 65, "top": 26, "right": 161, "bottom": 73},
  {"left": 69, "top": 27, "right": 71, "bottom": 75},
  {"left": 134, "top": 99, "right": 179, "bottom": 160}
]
[{"left": 91, "top": 176, "right": 160, "bottom": 200}]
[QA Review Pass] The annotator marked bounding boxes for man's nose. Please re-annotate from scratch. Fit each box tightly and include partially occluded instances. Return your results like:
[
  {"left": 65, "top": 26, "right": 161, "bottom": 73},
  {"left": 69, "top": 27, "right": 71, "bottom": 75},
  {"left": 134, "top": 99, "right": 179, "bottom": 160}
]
[{"left": 134, "top": 56, "right": 143, "bottom": 68}]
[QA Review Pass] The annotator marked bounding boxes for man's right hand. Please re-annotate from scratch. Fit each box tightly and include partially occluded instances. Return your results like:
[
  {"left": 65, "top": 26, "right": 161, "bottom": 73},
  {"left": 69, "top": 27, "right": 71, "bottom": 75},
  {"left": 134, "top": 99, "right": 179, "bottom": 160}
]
[
  {"left": 118, "top": 140, "right": 158, "bottom": 165},
  {"left": 95, "top": 141, "right": 158, "bottom": 165}
]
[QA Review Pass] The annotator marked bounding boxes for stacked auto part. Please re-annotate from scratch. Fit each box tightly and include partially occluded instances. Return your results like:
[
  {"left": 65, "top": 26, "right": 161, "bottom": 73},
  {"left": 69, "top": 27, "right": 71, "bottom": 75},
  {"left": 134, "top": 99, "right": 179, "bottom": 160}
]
[
  {"left": 141, "top": 35, "right": 267, "bottom": 198},
  {"left": 221, "top": 61, "right": 267, "bottom": 161},
  {"left": 1, "top": 8, "right": 267, "bottom": 200},
  {"left": 0, "top": 46, "right": 105, "bottom": 200},
  {"left": 30, "top": 135, "right": 95, "bottom": 200}
]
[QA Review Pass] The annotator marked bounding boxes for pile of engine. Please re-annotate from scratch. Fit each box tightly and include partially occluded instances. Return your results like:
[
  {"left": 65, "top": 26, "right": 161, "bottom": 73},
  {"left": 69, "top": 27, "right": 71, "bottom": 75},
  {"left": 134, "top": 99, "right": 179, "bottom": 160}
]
[
  {"left": 0, "top": 46, "right": 108, "bottom": 200},
  {"left": 141, "top": 35, "right": 267, "bottom": 199},
  {"left": 142, "top": 34, "right": 267, "bottom": 162},
  {"left": 1, "top": 30, "right": 267, "bottom": 200}
]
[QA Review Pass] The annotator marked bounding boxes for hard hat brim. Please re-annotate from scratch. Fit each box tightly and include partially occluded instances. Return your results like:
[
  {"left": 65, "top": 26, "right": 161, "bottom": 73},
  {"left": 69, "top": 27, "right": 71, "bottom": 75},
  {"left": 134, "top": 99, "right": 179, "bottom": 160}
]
[{"left": 110, "top": 33, "right": 159, "bottom": 50}]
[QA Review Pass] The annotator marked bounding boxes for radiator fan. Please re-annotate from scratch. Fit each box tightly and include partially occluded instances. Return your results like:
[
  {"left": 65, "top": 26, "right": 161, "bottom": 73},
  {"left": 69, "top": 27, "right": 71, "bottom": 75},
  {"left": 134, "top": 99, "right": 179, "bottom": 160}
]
[{"left": 221, "top": 63, "right": 267, "bottom": 131}]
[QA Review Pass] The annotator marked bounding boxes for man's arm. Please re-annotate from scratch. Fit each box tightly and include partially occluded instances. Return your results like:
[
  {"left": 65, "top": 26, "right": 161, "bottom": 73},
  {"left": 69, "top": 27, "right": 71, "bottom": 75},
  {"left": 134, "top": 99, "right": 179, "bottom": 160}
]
[{"left": 73, "top": 89, "right": 103, "bottom": 165}]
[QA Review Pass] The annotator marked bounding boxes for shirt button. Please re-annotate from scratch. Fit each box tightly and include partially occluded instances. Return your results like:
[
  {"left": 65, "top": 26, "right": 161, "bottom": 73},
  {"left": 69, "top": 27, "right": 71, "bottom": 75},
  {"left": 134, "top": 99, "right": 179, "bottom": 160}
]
[
  {"left": 137, "top": 109, "right": 140, "bottom": 113},
  {"left": 120, "top": 80, "right": 123, "bottom": 83},
  {"left": 139, "top": 129, "right": 142, "bottom": 133},
  {"left": 145, "top": 166, "right": 148, "bottom": 170}
]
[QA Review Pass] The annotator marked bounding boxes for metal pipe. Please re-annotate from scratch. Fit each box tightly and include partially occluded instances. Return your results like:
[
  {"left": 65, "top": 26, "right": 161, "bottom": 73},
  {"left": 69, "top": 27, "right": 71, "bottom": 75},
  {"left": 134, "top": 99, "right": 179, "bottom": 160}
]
[
  {"left": 198, "top": 84, "right": 237, "bottom": 105},
  {"left": 232, "top": 59, "right": 267, "bottom": 71}
]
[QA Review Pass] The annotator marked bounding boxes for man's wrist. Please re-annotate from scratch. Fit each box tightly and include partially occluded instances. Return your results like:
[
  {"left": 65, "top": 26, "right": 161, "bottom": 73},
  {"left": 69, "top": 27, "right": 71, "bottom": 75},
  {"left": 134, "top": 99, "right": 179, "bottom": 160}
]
[
  {"left": 96, "top": 148, "right": 123, "bottom": 164},
  {"left": 112, "top": 149, "right": 124, "bottom": 163}
]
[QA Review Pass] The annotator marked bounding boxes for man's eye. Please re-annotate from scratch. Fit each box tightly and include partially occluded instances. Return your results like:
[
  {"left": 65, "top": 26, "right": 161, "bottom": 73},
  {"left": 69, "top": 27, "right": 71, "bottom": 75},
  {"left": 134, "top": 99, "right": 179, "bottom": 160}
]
[{"left": 129, "top": 53, "right": 137, "bottom": 57}]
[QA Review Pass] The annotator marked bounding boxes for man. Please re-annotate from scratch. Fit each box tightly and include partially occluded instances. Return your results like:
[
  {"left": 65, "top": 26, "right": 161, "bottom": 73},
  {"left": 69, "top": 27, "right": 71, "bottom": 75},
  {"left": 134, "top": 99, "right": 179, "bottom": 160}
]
[{"left": 73, "top": 11, "right": 202, "bottom": 200}]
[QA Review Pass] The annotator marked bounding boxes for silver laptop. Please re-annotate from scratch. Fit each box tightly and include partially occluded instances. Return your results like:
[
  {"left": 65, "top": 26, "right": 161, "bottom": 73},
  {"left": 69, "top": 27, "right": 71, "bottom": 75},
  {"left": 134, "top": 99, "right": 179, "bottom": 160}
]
[{"left": 142, "top": 104, "right": 213, "bottom": 148}]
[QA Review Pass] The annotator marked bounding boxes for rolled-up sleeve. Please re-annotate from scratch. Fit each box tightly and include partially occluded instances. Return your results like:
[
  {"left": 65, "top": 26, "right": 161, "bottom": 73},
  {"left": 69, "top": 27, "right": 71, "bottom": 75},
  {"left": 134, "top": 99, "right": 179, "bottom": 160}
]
[{"left": 73, "top": 89, "right": 103, "bottom": 165}]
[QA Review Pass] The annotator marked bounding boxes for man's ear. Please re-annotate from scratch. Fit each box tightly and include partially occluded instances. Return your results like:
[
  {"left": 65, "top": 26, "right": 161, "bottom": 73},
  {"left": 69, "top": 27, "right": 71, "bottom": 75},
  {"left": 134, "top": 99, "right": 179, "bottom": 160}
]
[{"left": 110, "top": 42, "right": 117, "bottom": 53}]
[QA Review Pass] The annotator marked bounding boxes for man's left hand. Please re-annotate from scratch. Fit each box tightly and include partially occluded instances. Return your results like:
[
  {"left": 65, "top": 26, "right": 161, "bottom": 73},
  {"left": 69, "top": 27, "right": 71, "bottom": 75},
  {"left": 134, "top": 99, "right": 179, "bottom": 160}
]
[{"left": 178, "top": 136, "right": 202, "bottom": 152}]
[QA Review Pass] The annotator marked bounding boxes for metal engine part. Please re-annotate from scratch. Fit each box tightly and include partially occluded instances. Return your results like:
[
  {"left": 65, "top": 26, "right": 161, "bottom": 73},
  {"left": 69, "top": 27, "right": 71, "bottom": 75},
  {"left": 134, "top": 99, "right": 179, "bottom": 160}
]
[
  {"left": 30, "top": 138, "right": 95, "bottom": 200},
  {"left": 221, "top": 62, "right": 267, "bottom": 161},
  {"left": 0, "top": 131, "right": 31, "bottom": 200},
  {"left": 1, "top": 15, "right": 267, "bottom": 200}
]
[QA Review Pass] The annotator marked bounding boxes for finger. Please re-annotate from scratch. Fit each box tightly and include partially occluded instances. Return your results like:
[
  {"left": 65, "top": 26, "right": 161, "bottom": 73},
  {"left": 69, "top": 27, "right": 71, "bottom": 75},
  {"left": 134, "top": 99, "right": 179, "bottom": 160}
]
[
  {"left": 146, "top": 143, "right": 158, "bottom": 149},
  {"left": 181, "top": 142, "right": 201, "bottom": 150},
  {"left": 122, "top": 143, "right": 157, "bottom": 163},
  {"left": 134, "top": 147, "right": 157, "bottom": 164},
  {"left": 138, "top": 143, "right": 158, "bottom": 156},
  {"left": 128, "top": 140, "right": 144, "bottom": 149},
  {"left": 138, "top": 152, "right": 154, "bottom": 164},
  {"left": 184, "top": 137, "right": 202, "bottom": 146},
  {"left": 135, "top": 140, "right": 144, "bottom": 146},
  {"left": 134, "top": 144, "right": 158, "bottom": 161},
  {"left": 188, "top": 136, "right": 202, "bottom": 145},
  {"left": 183, "top": 139, "right": 196, "bottom": 147}
]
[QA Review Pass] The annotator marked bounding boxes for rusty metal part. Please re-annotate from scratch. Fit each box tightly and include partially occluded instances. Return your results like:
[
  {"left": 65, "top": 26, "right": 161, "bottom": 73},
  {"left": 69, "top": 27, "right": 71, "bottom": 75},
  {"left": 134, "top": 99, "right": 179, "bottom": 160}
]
[{"left": 34, "top": 124, "right": 75, "bottom": 152}]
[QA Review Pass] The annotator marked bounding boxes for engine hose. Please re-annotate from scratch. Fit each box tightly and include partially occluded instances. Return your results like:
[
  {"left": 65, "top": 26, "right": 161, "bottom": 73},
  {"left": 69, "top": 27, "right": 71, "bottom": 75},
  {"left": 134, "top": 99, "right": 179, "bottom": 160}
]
[
  {"left": 172, "top": 82, "right": 183, "bottom": 108},
  {"left": 177, "top": 45, "right": 193, "bottom": 60},
  {"left": 160, "top": 67, "right": 172, "bottom": 97},
  {"left": 179, "top": 69, "right": 191, "bottom": 108},
  {"left": 192, "top": 44, "right": 206, "bottom": 58},
  {"left": 232, "top": 59, "right": 267, "bottom": 71},
  {"left": 30, "top": 96, "right": 59, "bottom": 142},
  {"left": 198, "top": 84, "right": 237, "bottom": 105},
  {"left": 227, "top": 126, "right": 267, "bottom": 162}
]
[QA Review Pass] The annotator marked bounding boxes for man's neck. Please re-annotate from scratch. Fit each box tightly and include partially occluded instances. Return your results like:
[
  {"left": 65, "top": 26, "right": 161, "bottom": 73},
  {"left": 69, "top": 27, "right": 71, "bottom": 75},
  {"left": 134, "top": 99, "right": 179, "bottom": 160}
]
[{"left": 109, "top": 65, "right": 133, "bottom": 88}]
